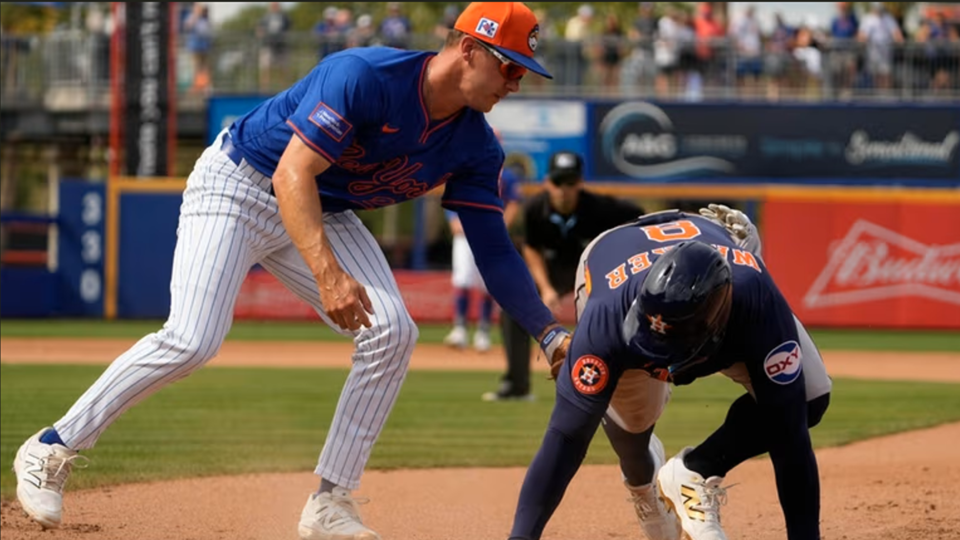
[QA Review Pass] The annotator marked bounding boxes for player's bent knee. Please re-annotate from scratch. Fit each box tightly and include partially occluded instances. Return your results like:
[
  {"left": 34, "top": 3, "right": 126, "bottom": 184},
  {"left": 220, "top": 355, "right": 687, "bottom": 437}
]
[
  {"left": 152, "top": 328, "right": 224, "bottom": 372},
  {"left": 400, "top": 316, "right": 420, "bottom": 348},
  {"left": 362, "top": 314, "right": 419, "bottom": 358},
  {"left": 807, "top": 393, "right": 830, "bottom": 428}
]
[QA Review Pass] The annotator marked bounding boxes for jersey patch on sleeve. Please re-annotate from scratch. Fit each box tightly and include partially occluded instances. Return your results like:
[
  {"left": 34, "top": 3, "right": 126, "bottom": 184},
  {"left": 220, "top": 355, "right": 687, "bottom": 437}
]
[
  {"left": 763, "top": 340, "right": 802, "bottom": 385},
  {"left": 309, "top": 102, "right": 353, "bottom": 142},
  {"left": 571, "top": 355, "right": 610, "bottom": 395}
]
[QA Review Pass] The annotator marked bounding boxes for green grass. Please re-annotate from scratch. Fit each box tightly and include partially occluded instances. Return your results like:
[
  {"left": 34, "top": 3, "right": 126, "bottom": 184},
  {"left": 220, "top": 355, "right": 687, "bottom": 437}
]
[
  {"left": 3, "top": 363, "right": 959, "bottom": 499},
  {"left": 2, "top": 319, "right": 959, "bottom": 351}
]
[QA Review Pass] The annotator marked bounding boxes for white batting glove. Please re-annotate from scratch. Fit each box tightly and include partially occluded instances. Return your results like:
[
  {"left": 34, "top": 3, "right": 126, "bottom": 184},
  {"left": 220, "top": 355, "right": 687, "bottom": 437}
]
[{"left": 699, "top": 203, "right": 763, "bottom": 257}]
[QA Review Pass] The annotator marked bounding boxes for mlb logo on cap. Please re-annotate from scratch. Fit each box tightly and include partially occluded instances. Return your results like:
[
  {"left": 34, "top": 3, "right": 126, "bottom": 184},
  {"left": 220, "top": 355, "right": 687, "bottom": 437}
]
[{"left": 476, "top": 17, "right": 499, "bottom": 38}]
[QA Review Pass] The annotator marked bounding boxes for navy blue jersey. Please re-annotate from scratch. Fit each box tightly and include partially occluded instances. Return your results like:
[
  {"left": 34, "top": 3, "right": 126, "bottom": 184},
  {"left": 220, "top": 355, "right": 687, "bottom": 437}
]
[
  {"left": 508, "top": 212, "right": 819, "bottom": 540},
  {"left": 228, "top": 47, "right": 504, "bottom": 214},
  {"left": 559, "top": 213, "right": 803, "bottom": 413}
]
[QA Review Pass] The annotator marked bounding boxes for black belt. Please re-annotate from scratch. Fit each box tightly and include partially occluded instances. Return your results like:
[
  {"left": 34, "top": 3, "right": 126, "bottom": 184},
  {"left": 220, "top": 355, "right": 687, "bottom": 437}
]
[{"left": 220, "top": 133, "right": 244, "bottom": 166}]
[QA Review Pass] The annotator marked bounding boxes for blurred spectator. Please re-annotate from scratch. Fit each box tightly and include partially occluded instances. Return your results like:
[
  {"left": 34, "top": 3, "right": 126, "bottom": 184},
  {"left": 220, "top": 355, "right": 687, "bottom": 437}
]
[
  {"left": 528, "top": 8, "right": 559, "bottom": 92},
  {"left": 623, "top": 2, "right": 659, "bottom": 93},
  {"left": 858, "top": 1, "right": 904, "bottom": 90},
  {"left": 655, "top": 6, "right": 694, "bottom": 98},
  {"left": 434, "top": 5, "right": 460, "bottom": 42},
  {"left": 730, "top": 5, "right": 763, "bottom": 96},
  {"left": 693, "top": 2, "right": 727, "bottom": 98},
  {"left": 598, "top": 12, "right": 625, "bottom": 91},
  {"left": 84, "top": 2, "right": 111, "bottom": 84},
  {"left": 336, "top": 8, "right": 354, "bottom": 33},
  {"left": 379, "top": 2, "right": 412, "bottom": 49},
  {"left": 257, "top": 2, "right": 291, "bottom": 92},
  {"left": 314, "top": 6, "right": 345, "bottom": 60},
  {"left": 347, "top": 14, "right": 376, "bottom": 49},
  {"left": 829, "top": 2, "right": 859, "bottom": 98},
  {"left": 765, "top": 13, "right": 796, "bottom": 100},
  {"left": 563, "top": 4, "right": 595, "bottom": 87},
  {"left": 184, "top": 3, "right": 213, "bottom": 95},
  {"left": 915, "top": 12, "right": 953, "bottom": 92},
  {"left": 793, "top": 21, "right": 824, "bottom": 98}
]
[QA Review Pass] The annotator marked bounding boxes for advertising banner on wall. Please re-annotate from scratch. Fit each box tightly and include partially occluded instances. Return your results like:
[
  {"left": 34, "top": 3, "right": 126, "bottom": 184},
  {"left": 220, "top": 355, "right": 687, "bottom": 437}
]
[
  {"left": 589, "top": 102, "right": 960, "bottom": 184},
  {"left": 122, "top": 2, "right": 176, "bottom": 177},
  {"left": 762, "top": 197, "right": 960, "bottom": 329},
  {"left": 485, "top": 99, "right": 588, "bottom": 182}
]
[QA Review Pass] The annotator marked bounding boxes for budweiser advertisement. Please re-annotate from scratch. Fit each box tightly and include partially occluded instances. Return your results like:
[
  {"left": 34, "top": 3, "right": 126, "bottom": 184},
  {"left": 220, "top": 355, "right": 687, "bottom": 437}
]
[{"left": 763, "top": 198, "right": 960, "bottom": 329}]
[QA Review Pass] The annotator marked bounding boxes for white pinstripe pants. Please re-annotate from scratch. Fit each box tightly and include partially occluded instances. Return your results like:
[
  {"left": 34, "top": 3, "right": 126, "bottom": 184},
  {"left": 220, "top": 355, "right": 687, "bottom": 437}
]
[{"left": 52, "top": 133, "right": 419, "bottom": 490}]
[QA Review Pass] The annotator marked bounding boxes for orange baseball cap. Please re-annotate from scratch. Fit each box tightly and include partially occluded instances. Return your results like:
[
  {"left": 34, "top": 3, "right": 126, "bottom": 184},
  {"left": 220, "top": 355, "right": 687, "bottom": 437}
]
[{"left": 454, "top": 2, "right": 552, "bottom": 79}]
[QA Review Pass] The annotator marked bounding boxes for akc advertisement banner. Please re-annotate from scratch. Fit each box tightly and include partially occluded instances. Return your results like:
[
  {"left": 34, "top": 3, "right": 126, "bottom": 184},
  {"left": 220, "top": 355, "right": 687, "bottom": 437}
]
[
  {"left": 763, "top": 198, "right": 960, "bottom": 329},
  {"left": 589, "top": 102, "right": 960, "bottom": 184}
]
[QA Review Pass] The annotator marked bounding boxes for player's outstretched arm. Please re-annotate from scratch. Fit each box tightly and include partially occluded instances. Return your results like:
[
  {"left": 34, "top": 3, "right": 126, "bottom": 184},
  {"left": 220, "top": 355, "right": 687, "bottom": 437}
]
[
  {"left": 508, "top": 392, "right": 604, "bottom": 540},
  {"left": 457, "top": 206, "right": 570, "bottom": 357},
  {"left": 274, "top": 135, "right": 374, "bottom": 331}
]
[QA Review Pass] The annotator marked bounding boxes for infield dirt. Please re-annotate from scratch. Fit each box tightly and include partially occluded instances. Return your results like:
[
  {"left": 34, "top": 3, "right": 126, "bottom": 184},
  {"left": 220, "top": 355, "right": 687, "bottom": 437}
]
[{"left": 2, "top": 338, "right": 958, "bottom": 540}]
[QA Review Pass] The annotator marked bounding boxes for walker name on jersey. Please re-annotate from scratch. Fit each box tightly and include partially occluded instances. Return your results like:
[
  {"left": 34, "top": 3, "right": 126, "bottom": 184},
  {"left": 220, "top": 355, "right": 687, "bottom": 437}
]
[{"left": 604, "top": 244, "right": 761, "bottom": 290}]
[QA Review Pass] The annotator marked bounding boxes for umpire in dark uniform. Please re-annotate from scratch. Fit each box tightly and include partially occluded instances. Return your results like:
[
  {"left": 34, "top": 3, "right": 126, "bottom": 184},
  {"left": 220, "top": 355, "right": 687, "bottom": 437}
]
[{"left": 483, "top": 151, "right": 645, "bottom": 401}]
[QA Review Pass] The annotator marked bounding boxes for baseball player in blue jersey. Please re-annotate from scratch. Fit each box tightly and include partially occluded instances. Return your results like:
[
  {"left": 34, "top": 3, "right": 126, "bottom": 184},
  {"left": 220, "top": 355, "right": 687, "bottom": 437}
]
[
  {"left": 14, "top": 4, "right": 572, "bottom": 539},
  {"left": 443, "top": 152, "right": 524, "bottom": 352},
  {"left": 508, "top": 206, "right": 832, "bottom": 540}
]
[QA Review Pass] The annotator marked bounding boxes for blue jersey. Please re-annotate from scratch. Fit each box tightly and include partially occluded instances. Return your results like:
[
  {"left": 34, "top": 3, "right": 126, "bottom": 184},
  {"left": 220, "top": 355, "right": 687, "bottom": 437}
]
[
  {"left": 445, "top": 164, "right": 522, "bottom": 223},
  {"left": 560, "top": 213, "right": 804, "bottom": 413},
  {"left": 228, "top": 47, "right": 505, "bottom": 214}
]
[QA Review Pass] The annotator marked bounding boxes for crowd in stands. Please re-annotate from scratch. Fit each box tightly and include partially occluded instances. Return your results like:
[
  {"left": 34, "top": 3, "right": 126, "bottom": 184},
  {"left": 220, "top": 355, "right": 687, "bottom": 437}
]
[{"left": 4, "top": 2, "right": 959, "bottom": 102}]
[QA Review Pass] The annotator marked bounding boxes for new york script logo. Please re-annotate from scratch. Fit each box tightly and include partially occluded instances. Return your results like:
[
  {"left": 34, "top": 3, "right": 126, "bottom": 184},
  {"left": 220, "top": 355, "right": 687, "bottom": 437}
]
[{"left": 337, "top": 143, "right": 452, "bottom": 210}]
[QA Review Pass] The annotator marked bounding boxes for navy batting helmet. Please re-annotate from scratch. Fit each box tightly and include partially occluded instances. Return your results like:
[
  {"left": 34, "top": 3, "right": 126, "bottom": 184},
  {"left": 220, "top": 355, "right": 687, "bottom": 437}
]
[{"left": 623, "top": 241, "right": 733, "bottom": 374}]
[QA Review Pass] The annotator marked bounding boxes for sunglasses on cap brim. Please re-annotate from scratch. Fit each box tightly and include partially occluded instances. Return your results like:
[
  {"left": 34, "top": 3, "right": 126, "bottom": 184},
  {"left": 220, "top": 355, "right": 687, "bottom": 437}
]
[{"left": 473, "top": 38, "right": 527, "bottom": 81}]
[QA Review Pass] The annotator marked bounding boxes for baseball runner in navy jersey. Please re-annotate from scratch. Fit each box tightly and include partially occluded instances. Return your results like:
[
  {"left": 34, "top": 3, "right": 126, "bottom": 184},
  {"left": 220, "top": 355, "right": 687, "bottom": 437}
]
[
  {"left": 508, "top": 207, "right": 832, "bottom": 540},
  {"left": 443, "top": 158, "right": 524, "bottom": 352},
  {"left": 14, "top": 4, "right": 572, "bottom": 539}
]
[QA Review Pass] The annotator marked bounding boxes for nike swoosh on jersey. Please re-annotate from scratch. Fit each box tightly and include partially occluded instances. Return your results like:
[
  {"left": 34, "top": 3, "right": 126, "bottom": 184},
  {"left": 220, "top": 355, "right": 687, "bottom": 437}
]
[{"left": 381, "top": 124, "right": 400, "bottom": 134}]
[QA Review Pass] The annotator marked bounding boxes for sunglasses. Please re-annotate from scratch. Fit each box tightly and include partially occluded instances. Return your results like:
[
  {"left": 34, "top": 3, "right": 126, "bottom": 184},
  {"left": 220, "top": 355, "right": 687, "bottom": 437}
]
[
  {"left": 549, "top": 174, "right": 581, "bottom": 187},
  {"left": 474, "top": 38, "right": 527, "bottom": 81}
]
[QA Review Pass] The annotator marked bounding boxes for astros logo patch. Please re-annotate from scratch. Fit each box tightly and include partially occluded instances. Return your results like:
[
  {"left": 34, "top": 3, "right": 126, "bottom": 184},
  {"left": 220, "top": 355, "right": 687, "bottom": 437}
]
[
  {"left": 763, "top": 341, "right": 802, "bottom": 385},
  {"left": 571, "top": 355, "right": 609, "bottom": 395}
]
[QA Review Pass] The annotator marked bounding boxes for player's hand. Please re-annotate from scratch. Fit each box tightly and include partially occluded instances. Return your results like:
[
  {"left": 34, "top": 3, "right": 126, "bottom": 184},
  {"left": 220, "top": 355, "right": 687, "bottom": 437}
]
[
  {"left": 548, "top": 333, "right": 571, "bottom": 380},
  {"left": 542, "top": 287, "right": 562, "bottom": 315},
  {"left": 317, "top": 268, "right": 374, "bottom": 332},
  {"left": 539, "top": 326, "right": 572, "bottom": 381},
  {"left": 698, "top": 203, "right": 751, "bottom": 241}
]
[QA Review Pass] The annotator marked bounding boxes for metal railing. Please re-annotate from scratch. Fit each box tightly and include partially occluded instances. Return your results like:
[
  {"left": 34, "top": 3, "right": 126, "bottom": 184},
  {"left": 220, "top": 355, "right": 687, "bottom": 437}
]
[{"left": 2, "top": 30, "right": 959, "bottom": 112}]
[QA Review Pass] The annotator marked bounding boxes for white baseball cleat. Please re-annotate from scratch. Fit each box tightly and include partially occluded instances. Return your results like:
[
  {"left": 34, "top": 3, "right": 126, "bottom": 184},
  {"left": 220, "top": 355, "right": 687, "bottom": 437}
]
[
  {"left": 473, "top": 330, "right": 492, "bottom": 353},
  {"left": 298, "top": 487, "right": 381, "bottom": 540},
  {"left": 657, "top": 447, "right": 731, "bottom": 540},
  {"left": 13, "top": 427, "right": 87, "bottom": 529},
  {"left": 624, "top": 433, "right": 681, "bottom": 540},
  {"left": 443, "top": 326, "right": 468, "bottom": 349}
]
